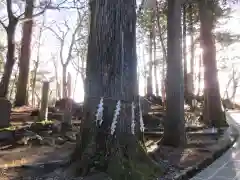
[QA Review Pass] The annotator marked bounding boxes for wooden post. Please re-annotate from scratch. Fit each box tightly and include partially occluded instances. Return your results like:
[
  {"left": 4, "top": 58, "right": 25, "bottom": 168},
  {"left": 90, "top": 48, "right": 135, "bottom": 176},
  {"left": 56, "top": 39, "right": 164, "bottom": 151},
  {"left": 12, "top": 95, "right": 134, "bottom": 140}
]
[{"left": 39, "top": 81, "right": 49, "bottom": 121}]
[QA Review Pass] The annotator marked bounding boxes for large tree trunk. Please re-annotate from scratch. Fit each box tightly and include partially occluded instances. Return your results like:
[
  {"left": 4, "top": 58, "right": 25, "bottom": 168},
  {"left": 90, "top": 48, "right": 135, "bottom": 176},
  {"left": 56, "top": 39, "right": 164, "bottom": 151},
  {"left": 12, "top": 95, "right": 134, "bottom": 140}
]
[
  {"left": 15, "top": 0, "right": 34, "bottom": 106},
  {"left": 69, "top": 0, "right": 161, "bottom": 178},
  {"left": 199, "top": 0, "right": 225, "bottom": 127},
  {"left": 162, "top": 0, "right": 186, "bottom": 147},
  {"left": 0, "top": 23, "right": 17, "bottom": 97}
]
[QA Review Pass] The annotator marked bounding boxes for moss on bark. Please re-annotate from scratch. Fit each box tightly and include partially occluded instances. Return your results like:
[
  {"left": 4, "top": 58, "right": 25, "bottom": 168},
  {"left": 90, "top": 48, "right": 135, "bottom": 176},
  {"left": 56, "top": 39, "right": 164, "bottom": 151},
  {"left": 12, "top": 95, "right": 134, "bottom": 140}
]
[
  {"left": 106, "top": 135, "right": 162, "bottom": 180},
  {"left": 69, "top": 126, "right": 162, "bottom": 180}
]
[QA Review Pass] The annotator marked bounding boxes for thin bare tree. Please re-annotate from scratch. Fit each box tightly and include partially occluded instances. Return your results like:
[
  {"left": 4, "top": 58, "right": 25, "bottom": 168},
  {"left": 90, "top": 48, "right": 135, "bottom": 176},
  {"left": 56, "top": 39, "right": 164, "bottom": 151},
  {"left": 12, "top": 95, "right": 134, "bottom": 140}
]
[
  {"left": 31, "top": 15, "right": 46, "bottom": 106},
  {"left": 46, "top": 9, "right": 87, "bottom": 98},
  {"left": 51, "top": 53, "right": 61, "bottom": 100}
]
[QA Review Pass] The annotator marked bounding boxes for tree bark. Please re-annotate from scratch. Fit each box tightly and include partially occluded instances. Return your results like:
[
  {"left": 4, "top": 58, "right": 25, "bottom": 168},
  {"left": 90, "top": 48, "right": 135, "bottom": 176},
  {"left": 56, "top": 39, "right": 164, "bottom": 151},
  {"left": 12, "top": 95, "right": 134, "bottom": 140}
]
[
  {"left": 62, "top": 64, "right": 67, "bottom": 98},
  {"left": 162, "top": 0, "right": 186, "bottom": 147},
  {"left": 9, "top": 65, "right": 19, "bottom": 100},
  {"left": 69, "top": 0, "right": 161, "bottom": 178},
  {"left": 147, "top": 29, "right": 153, "bottom": 96},
  {"left": 67, "top": 72, "right": 72, "bottom": 97},
  {"left": 189, "top": 3, "right": 195, "bottom": 95},
  {"left": 183, "top": 4, "right": 193, "bottom": 108},
  {"left": 15, "top": 0, "right": 34, "bottom": 106},
  {"left": 31, "top": 61, "right": 39, "bottom": 106},
  {"left": 142, "top": 47, "right": 147, "bottom": 95},
  {"left": 231, "top": 70, "right": 239, "bottom": 101},
  {"left": 0, "top": 23, "right": 17, "bottom": 97},
  {"left": 39, "top": 81, "right": 49, "bottom": 121},
  {"left": 156, "top": 3, "right": 167, "bottom": 105},
  {"left": 197, "top": 53, "right": 202, "bottom": 96},
  {"left": 199, "top": 0, "right": 225, "bottom": 127},
  {"left": 32, "top": 16, "right": 45, "bottom": 106},
  {"left": 52, "top": 55, "right": 61, "bottom": 99},
  {"left": 183, "top": 4, "right": 187, "bottom": 95},
  {"left": 153, "top": 15, "right": 159, "bottom": 96}
]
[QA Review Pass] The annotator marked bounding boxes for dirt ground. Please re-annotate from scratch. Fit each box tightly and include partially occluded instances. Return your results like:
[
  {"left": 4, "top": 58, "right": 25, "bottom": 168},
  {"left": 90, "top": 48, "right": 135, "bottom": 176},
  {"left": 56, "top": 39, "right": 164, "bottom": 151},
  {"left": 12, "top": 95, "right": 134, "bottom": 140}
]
[
  {"left": 0, "top": 143, "right": 74, "bottom": 179},
  {"left": 0, "top": 105, "right": 233, "bottom": 180},
  {"left": 146, "top": 128, "right": 232, "bottom": 179},
  {"left": 0, "top": 127, "right": 232, "bottom": 180}
]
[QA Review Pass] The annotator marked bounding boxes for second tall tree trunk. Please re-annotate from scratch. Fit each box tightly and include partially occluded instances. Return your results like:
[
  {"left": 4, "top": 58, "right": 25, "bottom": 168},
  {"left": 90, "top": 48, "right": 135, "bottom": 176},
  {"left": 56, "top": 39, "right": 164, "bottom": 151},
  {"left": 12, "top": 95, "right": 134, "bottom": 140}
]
[
  {"left": 162, "top": 0, "right": 186, "bottom": 147},
  {"left": 15, "top": 0, "right": 34, "bottom": 106},
  {"left": 199, "top": 0, "right": 225, "bottom": 127}
]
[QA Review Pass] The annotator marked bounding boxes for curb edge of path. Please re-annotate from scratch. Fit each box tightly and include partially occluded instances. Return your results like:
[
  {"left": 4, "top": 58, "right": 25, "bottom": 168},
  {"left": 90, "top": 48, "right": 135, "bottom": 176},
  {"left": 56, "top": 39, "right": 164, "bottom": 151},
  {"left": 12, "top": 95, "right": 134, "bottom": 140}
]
[{"left": 174, "top": 112, "right": 240, "bottom": 180}]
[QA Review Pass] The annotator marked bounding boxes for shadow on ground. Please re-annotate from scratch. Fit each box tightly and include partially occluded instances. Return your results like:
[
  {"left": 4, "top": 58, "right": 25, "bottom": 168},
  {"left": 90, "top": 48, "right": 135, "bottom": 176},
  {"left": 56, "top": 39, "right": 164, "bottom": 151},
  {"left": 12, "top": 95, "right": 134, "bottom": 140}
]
[{"left": 0, "top": 142, "right": 74, "bottom": 179}]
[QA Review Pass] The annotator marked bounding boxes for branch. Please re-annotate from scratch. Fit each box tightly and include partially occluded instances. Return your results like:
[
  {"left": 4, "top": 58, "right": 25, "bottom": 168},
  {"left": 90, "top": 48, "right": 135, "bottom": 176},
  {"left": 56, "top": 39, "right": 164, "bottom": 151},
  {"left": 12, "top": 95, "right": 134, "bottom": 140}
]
[
  {"left": 45, "top": 24, "right": 66, "bottom": 65},
  {"left": 39, "top": 0, "right": 87, "bottom": 11},
  {"left": 18, "top": 0, "right": 52, "bottom": 22},
  {"left": 42, "top": 0, "right": 70, "bottom": 10},
  {"left": 46, "top": 6, "right": 87, "bottom": 66},
  {"left": 156, "top": 3, "right": 167, "bottom": 61},
  {"left": 72, "top": 58, "right": 81, "bottom": 72},
  {"left": 0, "top": 20, "right": 7, "bottom": 30},
  {"left": 63, "top": 20, "right": 71, "bottom": 34},
  {"left": 64, "top": 10, "right": 88, "bottom": 66},
  {"left": 71, "top": 56, "right": 85, "bottom": 79},
  {"left": 59, "top": 41, "right": 65, "bottom": 66},
  {"left": 35, "top": 14, "right": 46, "bottom": 65},
  {"left": 45, "top": 25, "right": 63, "bottom": 41},
  {"left": 137, "top": 0, "right": 147, "bottom": 16},
  {"left": 6, "top": 0, "right": 17, "bottom": 21},
  {"left": 19, "top": 0, "right": 81, "bottom": 23}
]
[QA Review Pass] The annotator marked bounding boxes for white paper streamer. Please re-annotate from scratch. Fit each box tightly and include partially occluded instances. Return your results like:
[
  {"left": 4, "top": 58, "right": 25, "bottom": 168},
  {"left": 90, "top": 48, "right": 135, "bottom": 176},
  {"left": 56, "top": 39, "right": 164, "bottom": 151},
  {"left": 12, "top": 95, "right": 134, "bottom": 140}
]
[
  {"left": 131, "top": 102, "right": 135, "bottom": 134},
  {"left": 139, "top": 99, "right": 145, "bottom": 132},
  {"left": 95, "top": 97, "right": 104, "bottom": 126},
  {"left": 110, "top": 100, "right": 121, "bottom": 135}
]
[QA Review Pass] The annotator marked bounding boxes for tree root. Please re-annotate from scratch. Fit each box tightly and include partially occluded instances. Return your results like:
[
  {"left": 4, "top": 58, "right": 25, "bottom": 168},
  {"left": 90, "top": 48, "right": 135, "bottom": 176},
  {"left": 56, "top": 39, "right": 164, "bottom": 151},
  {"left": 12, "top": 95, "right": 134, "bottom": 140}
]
[
  {"left": 67, "top": 132, "right": 163, "bottom": 180},
  {"left": 106, "top": 135, "right": 162, "bottom": 180}
]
